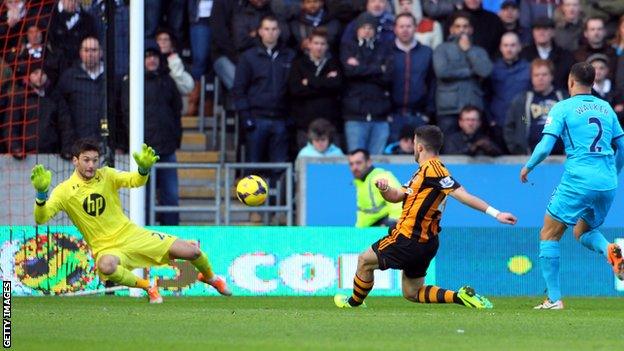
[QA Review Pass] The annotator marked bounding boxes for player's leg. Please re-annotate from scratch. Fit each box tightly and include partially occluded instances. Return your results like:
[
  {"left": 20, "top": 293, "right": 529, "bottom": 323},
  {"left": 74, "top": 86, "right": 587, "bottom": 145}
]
[
  {"left": 168, "top": 239, "right": 232, "bottom": 296},
  {"left": 97, "top": 254, "right": 151, "bottom": 291},
  {"left": 400, "top": 273, "right": 491, "bottom": 308},
  {"left": 535, "top": 214, "right": 567, "bottom": 309},
  {"left": 334, "top": 247, "right": 378, "bottom": 308}
]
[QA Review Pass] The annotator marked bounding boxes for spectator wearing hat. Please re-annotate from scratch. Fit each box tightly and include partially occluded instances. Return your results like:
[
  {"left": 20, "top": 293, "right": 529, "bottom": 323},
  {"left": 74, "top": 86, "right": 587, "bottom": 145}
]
[
  {"left": 288, "top": 28, "right": 343, "bottom": 149},
  {"left": 341, "top": 0, "right": 396, "bottom": 45},
  {"left": 120, "top": 44, "right": 182, "bottom": 225},
  {"left": 574, "top": 17, "right": 616, "bottom": 76},
  {"left": 486, "top": 31, "right": 530, "bottom": 151},
  {"left": 519, "top": 0, "right": 558, "bottom": 40},
  {"left": 443, "top": 105, "right": 501, "bottom": 156},
  {"left": 554, "top": 0, "right": 583, "bottom": 52},
  {"left": 504, "top": 58, "right": 566, "bottom": 155},
  {"left": 589, "top": 54, "right": 624, "bottom": 120},
  {"left": 296, "top": 118, "right": 344, "bottom": 158},
  {"left": 389, "top": 13, "right": 435, "bottom": 143},
  {"left": 340, "top": 12, "right": 394, "bottom": 155},
  {"left": 461, "top": 0, "right": 506, "bottom": 59},
  {"left": 433, "top": 11, "right": 492, "bottom": 136},
  {"left": 498, "top": 0, "right": 530, "bottom": 45},
  {"left": 521, "top": 16, "right": 574, "bottom": 89}
]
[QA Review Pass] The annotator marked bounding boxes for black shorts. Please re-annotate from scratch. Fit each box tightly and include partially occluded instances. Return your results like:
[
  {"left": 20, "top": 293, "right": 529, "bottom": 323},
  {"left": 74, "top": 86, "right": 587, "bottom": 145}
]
[{"left": 371, "top": 234, "right": 439, "bottom": 279}]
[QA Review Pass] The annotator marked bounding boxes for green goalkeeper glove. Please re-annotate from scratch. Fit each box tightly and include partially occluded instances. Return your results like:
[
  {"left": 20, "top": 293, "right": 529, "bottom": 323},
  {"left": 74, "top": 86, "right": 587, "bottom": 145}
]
[
  {"left": 133, "top": 143, "right": 160, "bottom": 175},
  {"left": 31, "top": 164, "right": 51, "bottom": 202}
]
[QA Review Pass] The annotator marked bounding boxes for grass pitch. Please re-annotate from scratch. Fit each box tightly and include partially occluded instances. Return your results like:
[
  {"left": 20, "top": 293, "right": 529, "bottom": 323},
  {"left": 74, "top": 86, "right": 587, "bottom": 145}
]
[{"left": 12, "top": 296, "right": 623, "bottom": 351}]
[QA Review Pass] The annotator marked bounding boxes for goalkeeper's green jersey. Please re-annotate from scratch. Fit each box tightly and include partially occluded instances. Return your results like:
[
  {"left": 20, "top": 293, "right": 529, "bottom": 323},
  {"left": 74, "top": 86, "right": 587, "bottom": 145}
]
[{"left": 34, "top": 167, "right": 148, "bottom": 253}]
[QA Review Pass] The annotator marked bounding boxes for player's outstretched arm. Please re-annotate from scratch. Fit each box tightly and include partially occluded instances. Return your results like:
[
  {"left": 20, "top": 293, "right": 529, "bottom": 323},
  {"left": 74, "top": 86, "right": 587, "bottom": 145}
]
[
  {"left": 449, "top": 186, "right": 517, "bottom": 225},
  {"left": 374, "top": 178, "right": 406, "bottom": 203},
  {"left": 31, "top": 164, "right": 61, "bottom": 224},
  {"left": 133, "top": 143, "right": 160, "bottom": 176},
  {"left": 520, "top": 135, "right": 557, "bottom": 183},
  {"left": 614, "top": 136, "right": 624, "bottom": 174}
]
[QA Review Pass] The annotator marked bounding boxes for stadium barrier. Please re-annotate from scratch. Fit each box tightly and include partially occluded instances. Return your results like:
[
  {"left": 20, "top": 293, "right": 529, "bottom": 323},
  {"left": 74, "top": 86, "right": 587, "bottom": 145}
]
[{"left": 3, "top": 226, "right": 623, "bottom": 297}]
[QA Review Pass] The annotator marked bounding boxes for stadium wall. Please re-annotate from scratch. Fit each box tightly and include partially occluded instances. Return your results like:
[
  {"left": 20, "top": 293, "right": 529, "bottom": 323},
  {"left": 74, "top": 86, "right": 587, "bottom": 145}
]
[
  {"left": 297, "top": 156, "right": 624, "bottom": 227},
  {"left": 2, "top": 226, "right": 623, "bottom": 297}
]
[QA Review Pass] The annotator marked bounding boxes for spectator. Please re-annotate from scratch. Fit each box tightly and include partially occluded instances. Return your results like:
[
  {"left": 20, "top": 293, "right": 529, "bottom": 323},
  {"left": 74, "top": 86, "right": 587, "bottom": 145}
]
[
  {"left": 48, "top": 0, "right": 97, "bottom": 72},
  {"left": 611, "top": 15, "right": 624, "bottom": 95},
  {"left": 384, "top": 124, "right": 415, "bottom": 154},
  {"left": 422, "top": 0, "right": 463, "bottom": 22},
  {"left": 341, "top": 12, "right": 393, "bottom": 155},
  {"left": 55, "top": 36, "right": 105, "bottom": 158},
  {"left": 461, "top": 0, "right": 506, "bottom": 58},
  {"left": 145, "top": 0, "right": 185, "bottom": 43},
  {"left": 433, "top": 11, "right": 492, "bottom": 135},
  {"left": 581, "top": 0, "right": 624, "bottom": 31},
  {"left": 498, "top": 0, "right": 530, "bottom": 45},
  {"left": 155, "top": 29, "right": 194, "bottom": 96},
  {"left": 5, "top": 24, "right": 60, "bottom": 86},
  {"left": 187, "top": 0, "right": 214, "bottom": 115},
  {"left": 390, "top": 13, "right": 435, "bottom": 142},
  {"left": 341, "top": 0, "right": 395, "bottom": 45},
  {"left": 233, "top": 15, "right": 295, "bottom": 164},
  {"left": 8, "top": 68, "right": 63, "bottom": 159},
  {"left": 326, "top": 0, "right": 366, "bottom": 26},
  {"left": 296, "top": 118, "right": 344, "bottom": 158},
  {"left": 121, "top": 46, "right": 182, "bottom": 225},
  {"left": 211, "top": 0, "right": 289, "bottom": 90},
  {"left": 504, "top": 59, "right": 566, "bottom": 155},
  {"left": 519, "top": 0, "right": 559, "bottom": 38},
  {"left": 521, "top": 16, "right": 574, "bottom": 89},
  {"left": 88, "top": 0, "right": 129, "bottom": 80},
  {"left": 394, "top": 0, "right": 443, "bottom": 48},
  {"left": 589, "top": 54, "right": 624, "bottom": 120},
  {"left": 348, "top": 148, "right": 402, "bottom": 227},
  {"left": 554, "top": 0, "right": 583, "bottom": 52},
  {"left": 574, "top": 17, "right": 616, "bottom": 76},
  {"left": 288, "top": 28, "right": 342, "bottom": 149},
  {"left": 0, "top": 0, "right": 28, "bottom": 55},
  {"left": 486, "top": 32, "right": 530, "bottom": 150},
  {"left": 288, "top": 0, "right": 341, "bottom": 53},
  {"left": 443, "top": 105, "right": 501, "bottom": 156}
]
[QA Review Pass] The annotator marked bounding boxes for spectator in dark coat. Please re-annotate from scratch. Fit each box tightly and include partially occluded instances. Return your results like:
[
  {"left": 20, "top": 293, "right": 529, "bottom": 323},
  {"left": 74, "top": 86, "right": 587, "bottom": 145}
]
[
  {"left": 233, "top": 15, "right": 296, "bottom": 163},
  {"left": 288, "top": 28, "right": 342, "bottom": 149},
  {"left": 54, "top": 36, "right": 104, "bottom": 158},
  {"left": 554, "top": 0, "right": 583, "bottom": 52},
  {"left": 610, "top": 14, "right": 624, "bottom": 95},
  {"left": 521, "top": 16, "right": 574, "bottom": 89},
  {"left": 341, "top": 0, "right": 396, "bottom": 45},
  {"left": 461, "top": 0, "right": 505, "bottom": 58},
  {"left": 486, "top": 32, "right": 530, "bottom": 151},
  {"left": 504, "top": 59, "right": 566, "bottom": 155},
  {"left": 589, "top": 54, "right": 624, "bottom": 122},
  {"left": 390, "top": 13, "right": 435, "bottom": 143},
  {"left": 4, "top": 24, "right": 59, "bottom": 85},
  {"left": 574, "top": 17, "right": 617, "bottom": 76},
  {"left": 211, "top": 0, "right": 290, "bottom": 90},
  {"left": 8, "top": 68, "right": 64, "bottom": 159},
  {"left": 341, "top": 12, "right": 393, "bottom": 154},
  {"left": 289, "top": 0, "right": 341, "bottom": 53},
  {"left": 0, "top": 0, "right": 52, "bottom": 56},
  {"left": 121, "top": 46, "right": 182, "bottom": 225},
  {"left": 47, "top": 0, "right": 97, "bottom": 72},
  {"left": 443, "top": 105, "right": 501, "bottom": 156},
  {"left": 498, "top": 0, "right": 530, "bottom": 45},
  {"left": 433, "top": 11, "right": 492, "bottom": 135}
]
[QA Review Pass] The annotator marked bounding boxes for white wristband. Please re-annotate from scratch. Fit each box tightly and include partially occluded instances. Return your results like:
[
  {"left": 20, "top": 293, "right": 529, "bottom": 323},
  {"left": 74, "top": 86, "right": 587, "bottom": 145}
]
[{"left": 485, "top": 206, "right": 500, "bottom": 218}]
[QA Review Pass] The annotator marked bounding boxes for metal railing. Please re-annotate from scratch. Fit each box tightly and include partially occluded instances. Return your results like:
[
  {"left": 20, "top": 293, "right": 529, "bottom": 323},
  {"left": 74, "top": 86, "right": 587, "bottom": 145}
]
[
  {"left": 224, "top": 163, "right": 293, "bottom": 225},
  {"left": 149, "top": 162, "right": 222, "bottom": 225},
  {"left": 197, "top": 74, "right": 219, "bottom": 150}
]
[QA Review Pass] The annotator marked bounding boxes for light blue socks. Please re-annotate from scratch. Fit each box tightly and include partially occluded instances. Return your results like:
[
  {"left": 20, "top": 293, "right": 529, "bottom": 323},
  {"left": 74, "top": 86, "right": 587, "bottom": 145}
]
[
  {"left": 539, "top": 240, "right": 561, "bottom": 302},
  {"left": 579, "top": 229, "right": 609, "bottom": 257}
]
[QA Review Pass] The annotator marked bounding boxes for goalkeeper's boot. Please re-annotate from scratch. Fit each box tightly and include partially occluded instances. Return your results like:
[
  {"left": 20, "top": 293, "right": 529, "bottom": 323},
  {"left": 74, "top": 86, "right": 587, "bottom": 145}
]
[
  {"left": 147, "top": 278, "right": 163, "bottom": 304},
  {"left": 198, "top": 273, "right": 232, "bottom": 296},
  {"left": 333, "top": 294, "right": 366, "bottom": 308},
  {"left": 533, "top": 299, "right": 564, "bottom": 310},
  {"left": 457, "top": 286, "right": 493, "bottom": 309},
  {"left": 607, "top": 243, "right": 624, "bottom": 281}
]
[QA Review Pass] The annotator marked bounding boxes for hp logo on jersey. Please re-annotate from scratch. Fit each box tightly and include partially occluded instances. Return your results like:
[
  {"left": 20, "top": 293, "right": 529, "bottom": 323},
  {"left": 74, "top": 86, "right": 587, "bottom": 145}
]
[{"left": 83, "top": 194, "right": 106, "bottom": 216}]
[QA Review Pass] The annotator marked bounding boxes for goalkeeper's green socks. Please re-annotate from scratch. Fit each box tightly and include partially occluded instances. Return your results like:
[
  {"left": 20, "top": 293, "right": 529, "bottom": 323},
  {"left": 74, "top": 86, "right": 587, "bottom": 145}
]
[
  {"left": 191, "top": 252, "right": 215, "bottom": 281},
  {"left": 104, "top": 265, "right": 150, "bottom": 290}
]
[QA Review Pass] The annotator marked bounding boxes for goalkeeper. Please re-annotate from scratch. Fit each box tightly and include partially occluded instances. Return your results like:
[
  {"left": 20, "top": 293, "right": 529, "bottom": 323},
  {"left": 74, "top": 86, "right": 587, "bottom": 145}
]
[{"left": 31, "top": 138, "right": 231, "bottom": 303}]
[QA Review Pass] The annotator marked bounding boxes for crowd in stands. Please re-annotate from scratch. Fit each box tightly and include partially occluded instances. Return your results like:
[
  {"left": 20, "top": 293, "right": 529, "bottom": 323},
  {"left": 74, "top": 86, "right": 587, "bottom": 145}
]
[{"left": 1, "top": 0, "right": 624, "bottom": 163}]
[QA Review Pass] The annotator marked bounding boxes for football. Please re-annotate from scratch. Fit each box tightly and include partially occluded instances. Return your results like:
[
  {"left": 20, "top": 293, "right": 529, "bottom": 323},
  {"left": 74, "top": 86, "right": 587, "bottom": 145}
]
[{"left": 236, "top": 175, "right": 268, "bottom": 206}]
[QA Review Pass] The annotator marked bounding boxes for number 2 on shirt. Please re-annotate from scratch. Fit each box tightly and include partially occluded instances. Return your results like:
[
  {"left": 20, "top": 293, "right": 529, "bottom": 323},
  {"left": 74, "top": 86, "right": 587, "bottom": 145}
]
[{"left": 588, "top": 117, "right": 603, "bottom": 152}]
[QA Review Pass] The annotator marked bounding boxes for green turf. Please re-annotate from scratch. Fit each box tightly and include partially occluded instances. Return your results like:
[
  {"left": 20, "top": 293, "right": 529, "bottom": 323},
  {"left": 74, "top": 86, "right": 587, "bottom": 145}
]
[{"left": 10, "top": 296, "right": 623, "bottom": 351}]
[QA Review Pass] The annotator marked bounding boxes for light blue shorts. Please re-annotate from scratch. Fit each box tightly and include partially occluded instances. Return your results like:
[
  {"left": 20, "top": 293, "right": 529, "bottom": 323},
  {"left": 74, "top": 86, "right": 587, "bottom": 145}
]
[{"left": 546, "top": 182, "right": 616, "bottom": 229}]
